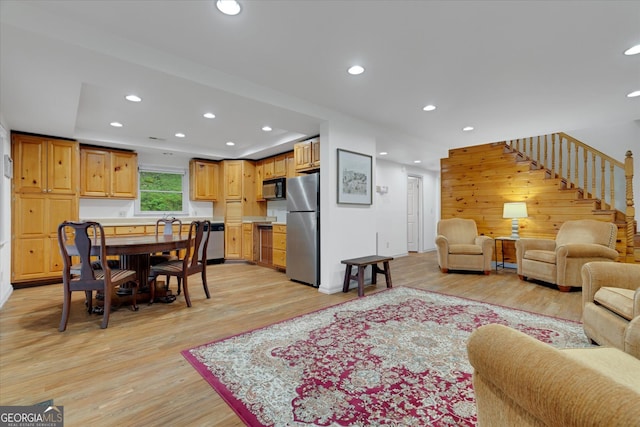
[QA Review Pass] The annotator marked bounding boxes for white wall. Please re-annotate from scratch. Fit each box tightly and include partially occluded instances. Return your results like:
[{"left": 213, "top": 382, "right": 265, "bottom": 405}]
[
  {"left": 319, "top": 118, "right": 378, "bottom": 294},
  {"left": 374, "top": 159, "right": 440, "bottom": 258},
  {"left": 0, "top": 124, "right": 12, "bottom": 307}
]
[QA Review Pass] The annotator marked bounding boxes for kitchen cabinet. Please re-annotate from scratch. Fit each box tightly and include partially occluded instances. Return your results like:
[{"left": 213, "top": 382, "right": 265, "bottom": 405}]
[
  {"left": 11, "top": 133, "right": 80, "bottom": 283},
  {"left": 225, "top": 222, "right": 243, "bottom": 260},
  {"left": 262, "top": 157, "right": 275, "bottom": 180},
  {"left": 189, "top": 159, "right": 219, "bottom": 201},
  {"left": 294, "top": 138, "right": 320, "bottom": 172},
  {"left": 221, "top": 160, "right": 265, "bottom": 259},
  {"left": 272, "top": 224, "right": 287, "bottom": 269},
  {"left": 255, "top": 160, "right": 264, "bottom": 201},
  {"left": 242, "top": 223, "right": 255, "bottom": 261},
  {"left": 80, "top": 146, "right": 137, "bottom": 199},
  {"left": 273, "top": 154, "right": 287, "bottom": 178},
  {"left": 286, "top": 151, "right": 296, "bottom": 178},
  {"left": 13, "top": 133, "right": 78, "bottom": 195}
]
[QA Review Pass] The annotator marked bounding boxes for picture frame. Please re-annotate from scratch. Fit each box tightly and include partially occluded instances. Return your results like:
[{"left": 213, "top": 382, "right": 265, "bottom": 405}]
[{"left": 337, "top": 148, "right": 372, "bottom": 205}]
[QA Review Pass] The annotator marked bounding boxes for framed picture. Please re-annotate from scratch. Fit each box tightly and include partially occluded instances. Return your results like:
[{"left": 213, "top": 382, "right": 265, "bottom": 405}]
[{"left": 337, "top": 148, "right": 372, "bottom": 205}]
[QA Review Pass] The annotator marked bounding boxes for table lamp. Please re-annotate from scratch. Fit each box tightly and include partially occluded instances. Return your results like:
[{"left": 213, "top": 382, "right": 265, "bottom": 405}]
[{"left": 503, "top": 202, "right": 528, "bottom": 239}]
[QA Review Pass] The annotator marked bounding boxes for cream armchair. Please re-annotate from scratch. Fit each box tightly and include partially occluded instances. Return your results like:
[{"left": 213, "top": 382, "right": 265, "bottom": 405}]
[
  {"left": 435, "top": 218, "right": 493, "bottom": 275},
  {"left": 582, "top": 262, "right": 640, "bottom": 359},
  {"left": 515, "top": 219, "right": 618, "bottom": 291}
]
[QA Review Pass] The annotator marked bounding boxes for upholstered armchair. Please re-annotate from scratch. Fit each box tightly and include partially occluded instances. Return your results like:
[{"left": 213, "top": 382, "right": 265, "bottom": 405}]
[
  {"left": 435, "top": 218, "right": 493, "bottom": 275},
  {"left": 515, "top": 219, "right": 618, "bottom": 291},
  {"left": 582, "top": 262, "right": 640, "bottom": 359}
]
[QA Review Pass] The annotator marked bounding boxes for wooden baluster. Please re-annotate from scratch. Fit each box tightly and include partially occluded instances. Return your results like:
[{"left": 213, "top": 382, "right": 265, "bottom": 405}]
[
  {"left": 600, "top": 160, "right": 606, "bottom": 203},
  {"left": 625, "top": 151, "right": 635, "bottom": 262},
  {"left": 529, "top": 137, "right": 533, "bottom": 159},
  {"left": 609, "top": 163, "right": 615, "bottom": 210},
  {"left": 565, "top": 138, "right": 571, "bottom": 186},
  {"left": 575, "top": 143, "right": 579, "bottom": 188},
  {"left": 551, "top": 134, "right": 556, "bottom": 175},
  {"left": 536, "top": 136, "right": 541, "bottom": 167},
  {"left": 583, "top": 148, "right": 588, "bottom": 192},
  {"left": 544, "top": 134, "right": 548, "bottom": 171},
  {"left": 591, "top": 154, "right": 596, "bottom": 198}
]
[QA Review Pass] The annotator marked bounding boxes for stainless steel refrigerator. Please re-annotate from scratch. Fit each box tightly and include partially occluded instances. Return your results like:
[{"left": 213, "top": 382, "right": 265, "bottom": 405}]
[{"left": 286, "top": 173, "right": 320, "bottom": 287}]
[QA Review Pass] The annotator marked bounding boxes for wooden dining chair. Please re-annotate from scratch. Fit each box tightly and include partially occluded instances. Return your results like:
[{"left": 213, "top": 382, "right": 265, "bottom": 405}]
[
  {"left": 150, "top": 217, "right": 183, "bottom": 290},
  {"left": 149, "top": 220, "right": 211, "bottom": 307},
  {"left": 58, "top": 221, "right": 139, "bottom": 331}
]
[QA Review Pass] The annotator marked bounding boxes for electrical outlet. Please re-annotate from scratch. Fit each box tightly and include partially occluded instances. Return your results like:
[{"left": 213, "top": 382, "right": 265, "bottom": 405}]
[{"left": 119, "top": 211, "right": 126, "bottom": 217}]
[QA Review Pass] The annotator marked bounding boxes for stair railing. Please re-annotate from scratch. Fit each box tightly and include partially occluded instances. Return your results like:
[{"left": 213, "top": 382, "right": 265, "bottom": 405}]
[{"left": 509, "top": 132, "right": 635, "bottom": 262}]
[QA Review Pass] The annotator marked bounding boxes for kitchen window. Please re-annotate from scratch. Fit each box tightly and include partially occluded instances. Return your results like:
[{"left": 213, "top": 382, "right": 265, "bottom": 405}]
[{"left": 135, "top": 166, "right": 187, "bottom": 215}]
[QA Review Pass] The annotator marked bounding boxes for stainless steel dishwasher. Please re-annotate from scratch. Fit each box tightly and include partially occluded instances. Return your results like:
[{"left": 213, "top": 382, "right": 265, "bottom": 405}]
[{"left": 200, "top": 222, "right": 225, "bottom": 264}]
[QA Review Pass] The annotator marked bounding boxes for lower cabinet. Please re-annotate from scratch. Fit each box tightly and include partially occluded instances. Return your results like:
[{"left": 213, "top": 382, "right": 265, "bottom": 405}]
[
  {"left": 225, "top": 223, "right": 243, "bottom": 260},
  {"left": 272, "top": 224, "right": 286, "bottom": 269},
  {"left": 242, "top": 223, "right": 254, "bottom": 262}
]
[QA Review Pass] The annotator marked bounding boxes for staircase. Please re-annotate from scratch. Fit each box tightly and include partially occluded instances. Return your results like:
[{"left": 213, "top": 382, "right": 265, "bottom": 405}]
[
  {"left": 440, "top": 134, "right": 637, "bottom": 263},
  {"left": 507, "top": 133, "right": 637, "bottom": 263}
]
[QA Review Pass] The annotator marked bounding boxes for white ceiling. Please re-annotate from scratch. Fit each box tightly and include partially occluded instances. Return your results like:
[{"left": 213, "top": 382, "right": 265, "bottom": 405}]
[{"left": 1, "top": 1, "right": 638, "bottom": 170}]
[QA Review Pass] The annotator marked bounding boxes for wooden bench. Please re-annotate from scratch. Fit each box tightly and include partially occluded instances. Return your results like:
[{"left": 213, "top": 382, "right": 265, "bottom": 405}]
[{"left": 341, "top": 255, "right": 394, "bottom": 297}]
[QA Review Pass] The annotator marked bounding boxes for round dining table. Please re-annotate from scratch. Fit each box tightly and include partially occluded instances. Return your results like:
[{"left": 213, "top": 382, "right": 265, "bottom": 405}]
[{"left": 104, "top": 234, "right": 190, "bottom": 299}]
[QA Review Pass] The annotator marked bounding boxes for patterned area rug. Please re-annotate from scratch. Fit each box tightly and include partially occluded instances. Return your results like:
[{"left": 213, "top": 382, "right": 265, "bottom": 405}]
[{"left": 182, "top": 286, "right": 592, "bottom": 426}]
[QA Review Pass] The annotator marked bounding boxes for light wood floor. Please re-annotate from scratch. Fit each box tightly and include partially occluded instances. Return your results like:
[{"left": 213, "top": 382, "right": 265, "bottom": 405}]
[{"left": 0, "top": 252, "right": 583, "bottom": 426}]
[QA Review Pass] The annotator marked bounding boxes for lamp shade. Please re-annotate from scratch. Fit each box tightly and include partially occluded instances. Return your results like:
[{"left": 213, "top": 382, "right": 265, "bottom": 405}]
[{"left": 503, "top": 202, "right": 528, "bottom": 219}]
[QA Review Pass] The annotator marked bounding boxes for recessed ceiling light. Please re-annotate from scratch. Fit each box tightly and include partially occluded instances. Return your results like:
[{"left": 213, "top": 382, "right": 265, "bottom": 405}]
[
  {"left": 422, "top": 104, "right": 437, "bottom": 111},
  {"left": 216, "top": 0, "right": 241, "bottom": 16},
  {"left": 347, "top": 65, "right": 365, "bottom": 75},
  {"left": 627, "top": 90, "right": 640, "bottom": 98},
  {"left": 462, "top": 126, "right": 474, "bottom": 132},
  {"left": 226, "top": 141, "right": 235, "bottom": 146},
  {"left": 125, "top": 94, "right": 142, "bottom": 102},
  {"left": 624, "top": 44, "right": 640, "bottom": 55},
  {"left": 110, "top": 122, "right": 123, "bottom": 127},
  {"left": 262, "top": 126, "right": 272, "bottom": 132},
  {"left": 175, "top": 133, "right": 186, "bottom": 138},
  {"left": 414, "top": 160, "right": 422, "bottom": 164},
  {"left": 203, "top": 112, "right": 216, "bottom": 119},
  {"left": 379, "top": 152, "right": 388, "bottom": 156}
]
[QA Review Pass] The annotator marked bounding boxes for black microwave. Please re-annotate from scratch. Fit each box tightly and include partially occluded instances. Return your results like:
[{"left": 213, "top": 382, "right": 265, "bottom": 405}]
[{"left": 262, "top": 177, "right": 286, "bottom": 200}]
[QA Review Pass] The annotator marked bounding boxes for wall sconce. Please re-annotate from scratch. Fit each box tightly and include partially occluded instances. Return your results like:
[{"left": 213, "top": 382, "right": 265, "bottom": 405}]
[
  {"left": 376, "top": 185, "right": 388, "bottom": 194},
  {"left": 503, "top": 202, "right": 528, "bottom": 239}
]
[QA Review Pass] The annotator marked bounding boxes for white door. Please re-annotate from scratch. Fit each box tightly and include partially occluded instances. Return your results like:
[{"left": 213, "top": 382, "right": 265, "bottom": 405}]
[{"left": 407, "top": 176, "right": 420, "bottom": 252}]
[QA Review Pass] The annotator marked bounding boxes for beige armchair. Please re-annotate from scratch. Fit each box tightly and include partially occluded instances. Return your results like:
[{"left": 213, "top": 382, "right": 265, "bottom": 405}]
[
  {"left": 515, "top": 219, "right": 618, "bottom": 291},
  {"left": 435, "top": 218, "right": 493, "bottom": 275},
  {"left": 467, "top": 324, "right": 640, "bottom": 427},
  {"left": 582, "top": 262, "right": 640, "bottom": 359}
]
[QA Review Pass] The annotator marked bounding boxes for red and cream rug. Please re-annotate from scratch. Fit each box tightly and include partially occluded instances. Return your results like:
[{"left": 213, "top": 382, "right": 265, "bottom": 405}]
[{"left": 182, "top": 286, "right": 591, "bottom": 426}]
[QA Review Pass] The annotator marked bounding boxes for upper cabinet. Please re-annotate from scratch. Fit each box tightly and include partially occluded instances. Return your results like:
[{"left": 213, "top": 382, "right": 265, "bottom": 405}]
[
  {"left": 12, "top": 133, "right": 78, "bottom": 195},
  {"left": 80, "top": 146, "right": 137, "bottom": 199},
  {"left": 189, "top": 159, "right": 219, "bottom": 201},
  {"left": 294, "top": 137, "right": 320, "bottom": 172}
]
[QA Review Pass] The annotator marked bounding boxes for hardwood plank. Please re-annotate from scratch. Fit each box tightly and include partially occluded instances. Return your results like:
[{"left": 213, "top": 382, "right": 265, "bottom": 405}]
[{"left": 0, "top": 252, "right": 582, "bottom": 426}]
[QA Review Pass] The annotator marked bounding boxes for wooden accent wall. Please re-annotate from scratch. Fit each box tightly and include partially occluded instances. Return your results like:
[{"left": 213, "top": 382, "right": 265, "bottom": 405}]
[{"left": 441, "top": 142, "right": 628, "bottom": 261}]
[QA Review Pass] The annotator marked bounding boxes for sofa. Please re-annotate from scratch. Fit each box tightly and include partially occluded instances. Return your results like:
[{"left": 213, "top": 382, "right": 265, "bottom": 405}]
[
  {"left": 467, "top": 324, "right": 640, "bottom": 427},
  {"left": 435, "top": 218, "right": 493, "bottom": 275},
  {"left": 515, "top": 219, "right": 618, "bottom": 291},
  {"left": 582, "top": 261, "right": 640, "bottom": 358}
]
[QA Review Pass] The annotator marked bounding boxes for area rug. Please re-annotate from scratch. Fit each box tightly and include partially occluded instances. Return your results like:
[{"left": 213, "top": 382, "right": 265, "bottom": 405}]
[{"left": 182, "top": 286, "right": 592, "bottom": 426}]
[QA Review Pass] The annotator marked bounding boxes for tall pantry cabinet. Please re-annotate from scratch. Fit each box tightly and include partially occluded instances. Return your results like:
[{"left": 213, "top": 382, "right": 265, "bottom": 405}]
[
  {"left": 11, "top": 133, "right": 79, "bottom": 284},
  {"left": 221, "top": 160, "right": 265, "bottom": 259}
]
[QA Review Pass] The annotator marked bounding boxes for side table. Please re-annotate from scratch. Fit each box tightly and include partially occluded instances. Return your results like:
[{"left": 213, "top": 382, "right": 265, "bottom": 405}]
[{"left": 495, "top": 236, "right": 518, "bottom": 271}]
